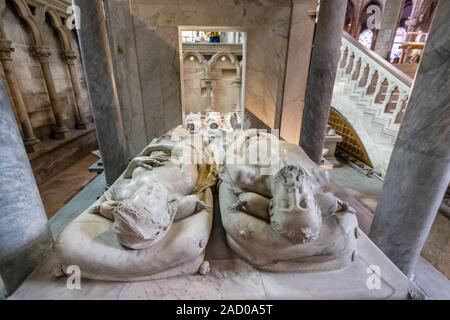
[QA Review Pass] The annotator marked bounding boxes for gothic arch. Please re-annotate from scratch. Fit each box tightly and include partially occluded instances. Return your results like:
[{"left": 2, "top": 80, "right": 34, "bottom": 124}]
[
  {"left": 328, "top": 107, "right": 373, "bottom": 168},
  {"left": 183, "top": 51, "right": 208, "bottom": 76},
  {"left": 208, "top": 52, "right": 241, "bottom": 78},
  {"left": 45, "top": 8, "right": 73, "bottom": 53},
  {"left": 0, "top": 1, "right": 7, "bottom": 36},
  {"left": 7, "top": 0, "right": 44, "bottom": 46}
]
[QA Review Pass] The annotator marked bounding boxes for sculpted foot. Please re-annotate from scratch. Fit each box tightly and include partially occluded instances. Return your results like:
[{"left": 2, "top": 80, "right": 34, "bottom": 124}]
[{"left": 198, "top": 261, "right": 210, "bottom": 275}]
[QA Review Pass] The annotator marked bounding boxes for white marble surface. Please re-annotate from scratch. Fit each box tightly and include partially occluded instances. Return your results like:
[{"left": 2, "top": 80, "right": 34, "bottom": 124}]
[{"left": 9, "top": 229, "right": 413, "bottom": 300}]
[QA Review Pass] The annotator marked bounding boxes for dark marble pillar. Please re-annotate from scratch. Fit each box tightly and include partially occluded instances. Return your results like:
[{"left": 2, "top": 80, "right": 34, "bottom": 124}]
[
  {"left": 300, "top": 0, "right": 348, "bottom": 164},
  {"left": 374, "top": 0, "right": 404, "bottom": 60},
  {"left": 370, "top": 0, "right": 450, "bottom": 279},
  {"left": 0, "top": 80, "right": 52, "bottom": 296},
  {"left": 73, "top": 0, "right": 129, "bottom": 185}
]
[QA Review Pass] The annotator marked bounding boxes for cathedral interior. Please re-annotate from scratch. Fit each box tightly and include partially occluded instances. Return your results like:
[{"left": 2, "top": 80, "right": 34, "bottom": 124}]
[{"left": 0, "top": 0, "right": 449, "bottom": 300}]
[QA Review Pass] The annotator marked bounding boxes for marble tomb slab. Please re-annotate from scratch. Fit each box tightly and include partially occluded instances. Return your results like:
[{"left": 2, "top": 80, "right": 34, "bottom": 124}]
[{"left": 9, "top": 232, "right": 414, "bottom": 300}]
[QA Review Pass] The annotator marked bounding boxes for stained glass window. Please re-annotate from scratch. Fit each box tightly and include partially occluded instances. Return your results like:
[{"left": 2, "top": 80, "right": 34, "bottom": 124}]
[{"left": 358, "top": 29, "right": 374, "bottom": 49}]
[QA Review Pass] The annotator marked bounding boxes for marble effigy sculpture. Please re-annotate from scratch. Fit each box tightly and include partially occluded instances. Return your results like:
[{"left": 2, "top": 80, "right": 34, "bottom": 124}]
[
  {"left": 219, "top": 130, "right": 359, "bottom": 272},
  {"left": 53, "top": 128, "right": 215, "bottom": 281},
  {"left": 54, "top": 117, "right": 358, "bottom": 281}
]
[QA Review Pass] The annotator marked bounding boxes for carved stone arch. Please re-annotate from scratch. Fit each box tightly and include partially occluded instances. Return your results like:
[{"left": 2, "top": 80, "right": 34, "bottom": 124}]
[
  {"left": 183, "top": 51, "right": 208, "bottom": 76},
  {"left": 208, "top": 52, "right": 241, "bottom": 78},
  {"left": 0, "top": 0, "right": 7, "bottom": 37},
  {"left": 328, "top": 107, "right": 374, "bottom": 168},
  {"left": 7, "top": 0, "right": 44, "bottom": 46},
  {"left": 45, "top": 8, "right": 73, "bottom": 52}
]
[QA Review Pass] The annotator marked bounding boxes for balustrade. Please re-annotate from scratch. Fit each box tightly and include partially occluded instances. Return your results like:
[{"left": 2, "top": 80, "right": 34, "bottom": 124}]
[{"left": 337, "top": 32, "right": 413, "bottom": 131}]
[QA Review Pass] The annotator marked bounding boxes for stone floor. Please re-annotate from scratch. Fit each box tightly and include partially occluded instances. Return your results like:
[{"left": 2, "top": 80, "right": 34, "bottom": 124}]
[
  {"left": 330, "top": 159, "right": 450, "bottom": 283},
  {"left": 37, "top": 154, "right": 99, "bottom": 219}
]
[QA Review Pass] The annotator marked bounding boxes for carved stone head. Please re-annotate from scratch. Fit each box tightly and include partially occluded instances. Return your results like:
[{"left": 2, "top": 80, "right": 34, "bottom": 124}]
[
  {"left": 112, "top": 183, "right": 178, "bottom": 250},
  {"left": 269, "top": 165, "right": 323, "bottom": 244}
]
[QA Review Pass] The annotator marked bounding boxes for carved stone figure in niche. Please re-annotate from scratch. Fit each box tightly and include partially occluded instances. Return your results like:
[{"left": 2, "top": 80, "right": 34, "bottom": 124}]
[{"left": 219, "top": 130, "right": 359, "bottom": 272}]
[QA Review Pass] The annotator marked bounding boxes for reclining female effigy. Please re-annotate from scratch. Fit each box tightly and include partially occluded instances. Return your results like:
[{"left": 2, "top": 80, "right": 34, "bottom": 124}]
[{"left": 53, "top": 128, "right": 216, "bottom": 281}]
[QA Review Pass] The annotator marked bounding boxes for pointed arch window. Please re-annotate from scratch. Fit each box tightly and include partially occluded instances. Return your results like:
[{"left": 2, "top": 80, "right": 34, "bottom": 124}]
[
  {"left": 358, "top": 29, "right": 374, "bottom": 50},
  {"left": 390, "top": 27, "right": 407, "bottom": 62}
]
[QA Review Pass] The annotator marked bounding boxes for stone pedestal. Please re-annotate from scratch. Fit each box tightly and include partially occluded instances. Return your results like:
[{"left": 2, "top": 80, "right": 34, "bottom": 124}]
[
  {"left": 300, "top": 0, "right": 348, "bottom": 164},
  {"left": 370, "top": 1, "right": 450, "bottom": 279},
  {"left": 324, "top": 132, "right": 343, "bottom": 168},
  {"left": 0, "top": 81, "right": 52, "bottom": 296},
  {"left": 9, "top": 200, "right": 418, "bottom": 299}
]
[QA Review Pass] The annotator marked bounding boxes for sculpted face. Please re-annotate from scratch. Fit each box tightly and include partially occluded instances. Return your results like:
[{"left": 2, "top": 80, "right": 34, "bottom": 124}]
[
  {"left": 269, "top": 165, "right": 322, "bottom": 244},
  {"left": 112, "top": 183, "right": 178, "bottom": 249}
]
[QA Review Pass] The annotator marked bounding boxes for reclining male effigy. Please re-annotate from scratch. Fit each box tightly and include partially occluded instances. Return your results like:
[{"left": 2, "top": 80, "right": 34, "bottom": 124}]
[{"left": 219, "top": 130, "right": 359, "bottom": 272}]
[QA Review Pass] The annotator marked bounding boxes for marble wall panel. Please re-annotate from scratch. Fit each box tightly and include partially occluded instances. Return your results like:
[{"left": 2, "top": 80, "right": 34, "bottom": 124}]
[
  {"left": 105, "top": 0, "right": 314, "bottom": 145},
  {"left": 280, "top": 0, "right": 316, "bottom": 144}
]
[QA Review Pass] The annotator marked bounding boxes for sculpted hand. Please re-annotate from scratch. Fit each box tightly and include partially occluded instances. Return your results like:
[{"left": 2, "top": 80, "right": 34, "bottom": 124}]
[
  {"left": 196, "top": 200, "right": 210, "bottom": 212},
  {"left": 227, "top": 200, "right": 246, "bottom": 213}
]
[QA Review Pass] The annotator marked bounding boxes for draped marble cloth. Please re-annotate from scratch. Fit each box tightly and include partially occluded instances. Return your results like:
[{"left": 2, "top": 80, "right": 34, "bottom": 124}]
[{"left": 194, "top": 163, "right": 219, "bottom": 194}]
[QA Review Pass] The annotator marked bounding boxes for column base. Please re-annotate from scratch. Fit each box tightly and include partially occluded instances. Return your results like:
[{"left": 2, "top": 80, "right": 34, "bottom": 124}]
[
  {"left": 24, "top": 138, "right": 41, "bottom": 153},
  {"left": 76, "top": 120, "right": 93, "bottom": 130},
  {"left": 54, "top": 128, "right": 71, "bottom": 140}
]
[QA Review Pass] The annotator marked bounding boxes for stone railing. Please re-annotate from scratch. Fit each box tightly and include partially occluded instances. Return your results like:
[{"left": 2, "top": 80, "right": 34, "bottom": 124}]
[{"left": 337, "top": 32, "right": 413, "bottom": 133}]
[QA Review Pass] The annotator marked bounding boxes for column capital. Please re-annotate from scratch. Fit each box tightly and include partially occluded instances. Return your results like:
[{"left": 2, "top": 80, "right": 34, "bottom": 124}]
[
  {"left": 405, "top": 18, "right": 418, "bottom": 28},
  {"left": 232, "top": 78, "right": 242, "bottom": 85},
  {"left": 0, "top": 39, "right": 14, "bottom": 61},
  {"left": 31, "top": 46, "right": 52, "bottom": 63},
  {"left": 62, "top": 50, "right": 78, "bottom": 64}
]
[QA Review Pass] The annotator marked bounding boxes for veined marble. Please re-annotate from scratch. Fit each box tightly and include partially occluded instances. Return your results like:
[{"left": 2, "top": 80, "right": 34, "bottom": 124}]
[{"left": 102, "top": 0, "right": 307, "bottom": 143}]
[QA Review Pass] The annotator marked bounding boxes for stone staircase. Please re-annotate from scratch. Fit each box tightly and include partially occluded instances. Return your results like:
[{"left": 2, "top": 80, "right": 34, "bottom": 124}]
[{"left": 331, "top": 32, "right": 413, "bottom": 176}]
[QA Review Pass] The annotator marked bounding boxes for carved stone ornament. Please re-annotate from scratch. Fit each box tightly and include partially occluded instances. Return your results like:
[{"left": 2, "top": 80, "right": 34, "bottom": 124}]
[
  {"left": 31, "top": 46, "right": 52, "bottom": 63},
  {"left": 0, "top": 40, "right": 14, "bottom": 61}
]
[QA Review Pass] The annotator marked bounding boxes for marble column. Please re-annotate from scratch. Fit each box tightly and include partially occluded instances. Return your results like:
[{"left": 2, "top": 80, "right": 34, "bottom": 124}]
[
  {"left": 369, "top": 0, "right": 450, "bottom": 280},
  {"left": 63, "top": 50, "right": 91, "bottom": 129},
  {"left": 374, "top": 0, "right": 404, "bottom": 60},
  {"left": 73, "top": 0, "right": 129, "bottom": 186},
  {"left": 203, "top": 77, "right": 213, "bottom": 112},
  {"left": 300, "top": 0, "right": 348, "bottom": 164},
  {"left": 0, "top": 39, "right": 40, "bottom": 152},
  {"left": 0, "top": 80, "right": 52, "bottom": 296},
  {"left": 234, "top": 78, "right": 242, "bottom": 112},
  {"left": 32, "top": 46, "right": 70, "bottom": 139}
]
